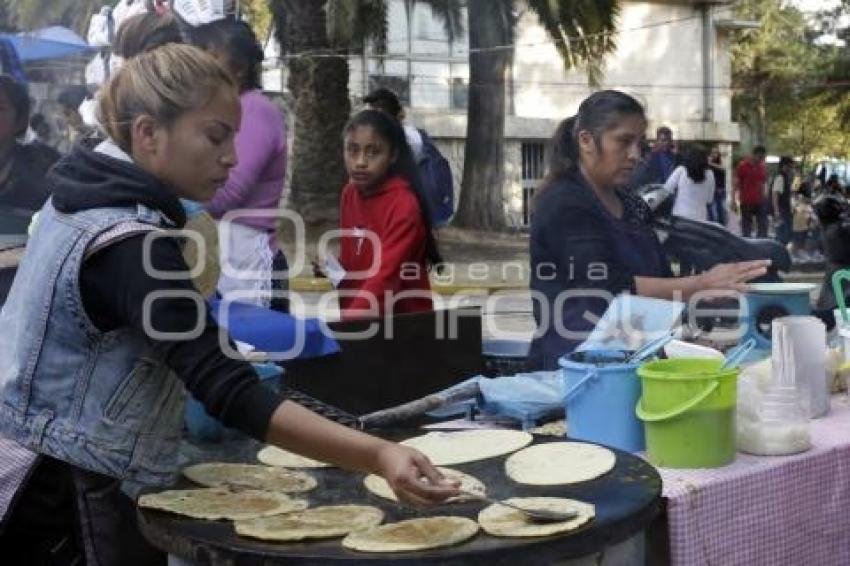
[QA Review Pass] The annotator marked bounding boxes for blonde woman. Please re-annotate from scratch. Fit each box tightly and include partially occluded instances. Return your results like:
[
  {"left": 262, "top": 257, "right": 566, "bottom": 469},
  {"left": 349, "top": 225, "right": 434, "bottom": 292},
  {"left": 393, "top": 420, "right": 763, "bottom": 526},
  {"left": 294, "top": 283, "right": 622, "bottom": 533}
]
[{"left": 0, "top": 45, "right": 456, "bottom": 563}]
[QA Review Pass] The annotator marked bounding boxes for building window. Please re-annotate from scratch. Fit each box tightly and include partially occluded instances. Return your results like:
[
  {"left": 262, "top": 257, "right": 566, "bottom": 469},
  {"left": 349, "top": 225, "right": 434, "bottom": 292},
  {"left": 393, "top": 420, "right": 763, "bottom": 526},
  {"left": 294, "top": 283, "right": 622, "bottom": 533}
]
[
  {"left": 521, "top": 142, "right": 546, "bottom": 225},
  {"left": 451, "top": 78, "right": 468, "bottom": 110},
  {"left": 368, "top": 75, "right": 410, "bottom": 105}
]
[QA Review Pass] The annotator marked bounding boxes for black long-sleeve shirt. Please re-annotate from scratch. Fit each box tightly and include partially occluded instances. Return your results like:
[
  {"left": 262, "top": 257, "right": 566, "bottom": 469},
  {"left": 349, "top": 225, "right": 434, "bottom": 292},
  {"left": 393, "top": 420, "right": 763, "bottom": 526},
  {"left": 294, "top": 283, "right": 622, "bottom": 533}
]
[{"left": 79, "top": 234, "right": 285, "bottom": 440}]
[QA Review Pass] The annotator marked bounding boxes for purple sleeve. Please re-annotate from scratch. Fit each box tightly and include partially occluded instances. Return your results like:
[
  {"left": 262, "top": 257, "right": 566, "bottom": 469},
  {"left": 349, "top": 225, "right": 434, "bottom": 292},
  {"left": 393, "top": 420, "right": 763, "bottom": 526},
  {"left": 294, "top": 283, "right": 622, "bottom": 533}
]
[{"left": 206, "top": 93, "right": 286, "bottom": 219}]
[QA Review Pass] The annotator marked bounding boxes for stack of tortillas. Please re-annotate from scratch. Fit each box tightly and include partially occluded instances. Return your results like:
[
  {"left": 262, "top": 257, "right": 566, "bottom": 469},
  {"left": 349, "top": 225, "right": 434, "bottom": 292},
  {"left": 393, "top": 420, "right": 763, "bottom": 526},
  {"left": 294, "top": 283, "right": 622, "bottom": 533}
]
[
  {"left": 478, "top": 498, "right": 595, "bottom": 537},
  {"left": 235, "top": 505, "right": 384, "bottom": 541},
  {"left": 342, "top": 516, "right": 479, "bottom": 552},
  {"left": 400, "top": 430, "right": 533, "bottom": 466},
  {"left": 257, "top": 445, "right": 330, "bottom": 469},
  {"left": 505, "top": 442, "right": 616, "bottom": 485},
  {"left": 183, "top": 462, "right": 317, "bottom": 493},
  {"left": 363, "top": 467, "right": 485, "bottom": 503},
  {"left": 138, "top": 487, "right": 306, "bottom": 521}
]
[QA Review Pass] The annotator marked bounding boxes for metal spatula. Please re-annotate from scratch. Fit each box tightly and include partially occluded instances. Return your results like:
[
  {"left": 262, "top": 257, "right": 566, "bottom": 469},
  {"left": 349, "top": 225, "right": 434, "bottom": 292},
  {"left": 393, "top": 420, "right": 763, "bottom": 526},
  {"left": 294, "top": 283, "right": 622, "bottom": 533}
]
[{"left": 460, "top": 490, "right": 579, "bottom": 523}]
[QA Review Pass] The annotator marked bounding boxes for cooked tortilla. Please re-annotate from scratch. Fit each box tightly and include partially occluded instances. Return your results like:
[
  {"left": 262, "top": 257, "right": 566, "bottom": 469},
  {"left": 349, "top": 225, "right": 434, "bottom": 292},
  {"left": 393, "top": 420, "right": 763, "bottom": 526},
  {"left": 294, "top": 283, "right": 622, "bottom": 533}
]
[
  {"left": 137, "top": 487, "right": 306, "bottom": 521},
  {"left": 257, "top": 445, "right": 331, "bottom": 469},
  {"left": 530, "top": 420, "right": 567, "bottom": 437},
  {"left": 400, "top": 430, "right": 533, "bottom": 466},
  {"left": 182, "top": 210, "right": 220, "bottom": 298},
  {"left": 183, "top": 462, "right": 317, "bottom": 493},
  {"left": 505, "top": 442, "right": 616, "bottom": 485},
  {"left": 342, "top": 516, "right": 479, "bottom": 553},
  {"left": 478, "top": 497, "right": 594, "bottom": 537},
  {"left": 234, "top": 505, "right": 384, "bottom": 542},
  {"left": 363, "top": 467, "right": 485, "bottom": 503}
]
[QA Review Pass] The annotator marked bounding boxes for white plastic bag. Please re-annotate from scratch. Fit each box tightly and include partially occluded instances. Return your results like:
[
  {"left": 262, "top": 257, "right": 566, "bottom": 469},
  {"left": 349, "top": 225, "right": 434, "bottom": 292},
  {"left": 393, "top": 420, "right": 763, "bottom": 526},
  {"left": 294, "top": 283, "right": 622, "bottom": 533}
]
[
  {"left": 85, "top": 53, "right": 108, "bottom": 87},
  {"left": 87, "top": 6, "right": 113, "bottom": 47},
  {"left": 172, "top": 0, "right": 234, "bottom": 26}
]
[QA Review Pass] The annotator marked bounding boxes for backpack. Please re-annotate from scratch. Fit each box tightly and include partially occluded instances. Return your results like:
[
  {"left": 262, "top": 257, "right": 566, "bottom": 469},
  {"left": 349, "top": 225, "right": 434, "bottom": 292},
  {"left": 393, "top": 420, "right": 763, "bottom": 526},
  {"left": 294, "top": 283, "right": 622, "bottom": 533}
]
[{"left": 417, "top": 129, "right": 454, "bottom": 225}]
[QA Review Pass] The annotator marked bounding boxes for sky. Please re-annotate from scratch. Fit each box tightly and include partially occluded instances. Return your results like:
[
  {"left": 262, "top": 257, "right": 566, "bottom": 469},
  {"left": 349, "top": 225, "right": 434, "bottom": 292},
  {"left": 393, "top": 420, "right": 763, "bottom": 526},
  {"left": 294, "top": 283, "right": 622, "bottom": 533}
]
[{"left": 789, "top": 0, "right": 842, "bottom": 12}]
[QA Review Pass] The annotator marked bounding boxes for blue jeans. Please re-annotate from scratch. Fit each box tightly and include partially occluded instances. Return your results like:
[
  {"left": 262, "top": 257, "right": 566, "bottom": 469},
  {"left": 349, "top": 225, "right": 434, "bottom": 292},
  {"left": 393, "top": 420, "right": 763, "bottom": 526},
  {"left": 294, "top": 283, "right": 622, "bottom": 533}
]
[
  {"left": 708, "top": 189, "right": 727, "bottom": 226},
  {"left": 775, "top": 209, "right": 793, "bottom": 245}
]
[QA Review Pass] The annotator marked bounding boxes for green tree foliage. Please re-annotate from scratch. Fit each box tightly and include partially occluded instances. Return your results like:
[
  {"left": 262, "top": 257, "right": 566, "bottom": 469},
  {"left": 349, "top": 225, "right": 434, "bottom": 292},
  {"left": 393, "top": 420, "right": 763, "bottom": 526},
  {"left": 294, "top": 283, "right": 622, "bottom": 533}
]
[
  {"left": 732, "top": 0, "right": 850, "bottom": 161},
  {"left": 9, "top": 0, "right": 110, "bottom": 34}
]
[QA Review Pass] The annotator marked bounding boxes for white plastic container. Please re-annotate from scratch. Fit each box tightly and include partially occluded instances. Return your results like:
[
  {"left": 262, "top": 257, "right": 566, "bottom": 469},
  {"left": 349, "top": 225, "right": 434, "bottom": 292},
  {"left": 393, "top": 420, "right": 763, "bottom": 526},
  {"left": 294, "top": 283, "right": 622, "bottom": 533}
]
[
  {"left": 772, "top": 316, "right": 829, "bottom": 419},
  {"left": 737, "top": 385, "right": 811, "bottom": 456}
]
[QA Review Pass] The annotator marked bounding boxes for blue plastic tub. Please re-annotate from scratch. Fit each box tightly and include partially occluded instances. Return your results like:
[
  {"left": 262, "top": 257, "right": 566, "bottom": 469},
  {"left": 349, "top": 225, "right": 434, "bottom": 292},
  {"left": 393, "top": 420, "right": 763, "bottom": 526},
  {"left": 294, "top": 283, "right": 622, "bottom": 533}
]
[
  {"left": 185, "top": 362, "right": 284, "bottom": 442},
  {"left": 559, "top": 350, "right": 644, "bottom": 452}
]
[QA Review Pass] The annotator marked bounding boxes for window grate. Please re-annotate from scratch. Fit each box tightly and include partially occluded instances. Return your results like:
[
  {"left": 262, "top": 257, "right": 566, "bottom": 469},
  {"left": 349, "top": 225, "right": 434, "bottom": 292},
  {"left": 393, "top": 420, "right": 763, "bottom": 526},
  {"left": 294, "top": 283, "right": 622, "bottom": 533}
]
[{"left": 521, "top": 142, "right": 546, "bottom": 225}]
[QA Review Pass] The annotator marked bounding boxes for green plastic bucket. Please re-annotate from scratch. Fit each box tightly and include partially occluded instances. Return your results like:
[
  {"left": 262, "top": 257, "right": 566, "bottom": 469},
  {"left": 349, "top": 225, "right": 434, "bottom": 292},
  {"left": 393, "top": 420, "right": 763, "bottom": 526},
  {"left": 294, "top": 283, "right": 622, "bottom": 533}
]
[{"left": 636, "top": 358, "right": 738, "bottom": 468}]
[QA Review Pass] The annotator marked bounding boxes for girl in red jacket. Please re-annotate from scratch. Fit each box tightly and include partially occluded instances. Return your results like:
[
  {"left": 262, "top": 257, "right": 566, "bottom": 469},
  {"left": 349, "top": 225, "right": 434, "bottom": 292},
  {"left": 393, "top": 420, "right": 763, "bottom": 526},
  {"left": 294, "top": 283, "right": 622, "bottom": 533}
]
[{"left": 336, "top": 109, "right": 442, "bottom": 318}]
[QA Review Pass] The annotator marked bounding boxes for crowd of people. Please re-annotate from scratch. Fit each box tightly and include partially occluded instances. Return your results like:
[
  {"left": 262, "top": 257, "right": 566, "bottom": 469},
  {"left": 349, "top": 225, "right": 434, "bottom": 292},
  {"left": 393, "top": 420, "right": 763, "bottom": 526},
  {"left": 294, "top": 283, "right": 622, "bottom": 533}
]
[{"left": 634, "top": 126, "right": 833, "bottom": 264}]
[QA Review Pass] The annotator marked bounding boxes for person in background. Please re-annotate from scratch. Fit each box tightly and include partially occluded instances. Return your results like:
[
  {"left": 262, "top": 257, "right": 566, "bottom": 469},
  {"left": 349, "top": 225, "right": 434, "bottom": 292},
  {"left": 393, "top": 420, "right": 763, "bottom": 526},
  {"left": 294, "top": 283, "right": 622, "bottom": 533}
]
[
  {"left": 644, "top": 126, "right": 678, "bottom": 185},
  {"left": 0, "top": 76, "right": 60, "bottom": 213},
  {"left": 364, "top": 87, "right": 454, "bottom": 226},
  {"left": 824, "top": 174, "right": 844, "bottom": 197},
  {"left": 527, "top": 91, "right": 769, "bottom": 370},
  {"left": 364, "top": 88, "right": 425, "bottom": 163},
  {"left": 28, "top": 112, "right": 54, "bottom": 148},
  {"left": 0, "top": 45, "right": 456, "bottom": 564},
  {"left": 113, "top": 9, "right": 183, "bottom": 59},
  {"left": 733, "top": 145, "right": 768, "bottom": 238},
  {"left": 56, "top": 85, "right": 94, "bottom": 151},
  {"left": 707, "top": 145, "right": 727, "bottom": 226},
  {"left": 790, "top": 187, "right": 815, "bottom": 262},
  {"left": 814, "top": 193, "right": 850, "bottom": 309},
  {"left": 665, "top": 144, "right": 715, "bottom": 222},
  {"left": 334, "top": 109, "right": 442, "bottom": 318},
  {"left": 188, "top": 19, "right": 290, "bottom": 312},
  {"left": 771, "top": 156, "right": 795, "bottom": 246}
]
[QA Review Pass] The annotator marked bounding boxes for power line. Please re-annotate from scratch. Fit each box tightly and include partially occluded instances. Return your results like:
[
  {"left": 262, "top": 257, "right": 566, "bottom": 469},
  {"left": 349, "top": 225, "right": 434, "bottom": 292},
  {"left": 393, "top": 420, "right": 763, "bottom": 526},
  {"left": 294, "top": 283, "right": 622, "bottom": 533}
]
[{"left": 279, "top": 13, "right": 707, "bottom": 61}]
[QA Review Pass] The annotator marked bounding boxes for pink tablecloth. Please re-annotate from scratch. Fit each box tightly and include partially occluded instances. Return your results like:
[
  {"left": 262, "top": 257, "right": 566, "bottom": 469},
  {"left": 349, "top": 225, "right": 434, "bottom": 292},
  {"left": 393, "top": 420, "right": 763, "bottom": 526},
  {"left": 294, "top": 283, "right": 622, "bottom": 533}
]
[{"left": 659, "top": 396, "right": 850, "bottom": 566}]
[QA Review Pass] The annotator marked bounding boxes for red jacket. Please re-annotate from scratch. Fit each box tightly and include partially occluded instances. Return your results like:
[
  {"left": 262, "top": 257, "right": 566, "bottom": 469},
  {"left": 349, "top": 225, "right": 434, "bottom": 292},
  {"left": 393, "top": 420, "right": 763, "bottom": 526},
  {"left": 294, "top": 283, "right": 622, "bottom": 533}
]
[
  {"left": 736, "top": 157, "right": 767, "bottom": 206},
  {"left": 337, "top": 175, "right": 433, "bottom": 318}
]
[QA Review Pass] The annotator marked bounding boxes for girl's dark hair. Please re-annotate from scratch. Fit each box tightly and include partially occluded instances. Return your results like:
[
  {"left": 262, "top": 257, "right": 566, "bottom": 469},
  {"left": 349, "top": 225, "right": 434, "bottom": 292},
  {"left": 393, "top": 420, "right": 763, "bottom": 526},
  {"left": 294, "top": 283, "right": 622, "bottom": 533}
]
[
  {"left": 187, "top": 19, "right": 263, "bottom": 91},
  {"left": 343, "top": 109, "right": 443, "bottom": 268},
  {"left": 114, "top": 11, "right": 183, "bottom": 58},
  {"left": 684, "top": 144, "right": 708, "bottom": 183},
  {"left": 0, "top": 75, "right": 30, "bottom": 137},
  {"left": 538, "top": 90, "right": 645, "bottom": 195}
]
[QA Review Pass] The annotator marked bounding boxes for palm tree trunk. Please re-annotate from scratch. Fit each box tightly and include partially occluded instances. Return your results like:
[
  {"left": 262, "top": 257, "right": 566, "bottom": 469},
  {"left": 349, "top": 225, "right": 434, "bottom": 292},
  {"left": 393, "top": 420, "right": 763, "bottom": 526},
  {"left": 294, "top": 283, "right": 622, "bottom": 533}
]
[
  {"left": 274, "top": 0, "right": 350, "bottom": 227},
  {"left": 452, "top": 0, "right": 512, "bottom": 231}
]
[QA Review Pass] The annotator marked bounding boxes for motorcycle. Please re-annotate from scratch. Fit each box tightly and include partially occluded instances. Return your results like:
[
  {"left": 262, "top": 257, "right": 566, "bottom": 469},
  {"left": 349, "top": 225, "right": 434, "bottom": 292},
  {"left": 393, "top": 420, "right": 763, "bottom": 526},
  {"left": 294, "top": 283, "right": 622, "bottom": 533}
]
[{"left": 639, "top": 184, "right": 790, "bottom": 281}]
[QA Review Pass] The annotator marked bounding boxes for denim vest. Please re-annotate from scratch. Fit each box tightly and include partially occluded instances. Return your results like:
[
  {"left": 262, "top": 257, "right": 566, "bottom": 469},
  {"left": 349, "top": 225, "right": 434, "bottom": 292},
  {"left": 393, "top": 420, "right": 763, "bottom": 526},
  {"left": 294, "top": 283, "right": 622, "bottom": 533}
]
[{"left": 0, "top": 200, "right": 187, "bottom": 487}]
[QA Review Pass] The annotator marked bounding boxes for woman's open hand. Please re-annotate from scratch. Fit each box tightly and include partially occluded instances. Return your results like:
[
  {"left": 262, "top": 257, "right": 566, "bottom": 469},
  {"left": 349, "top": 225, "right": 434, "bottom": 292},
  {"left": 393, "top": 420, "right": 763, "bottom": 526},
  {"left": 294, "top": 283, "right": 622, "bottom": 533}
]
[
  {"left": 697, "top": 260, "right": 771, "bottom": 293},
  {"left": 374, "top": 443, "right": 460, "bottom": 506}
]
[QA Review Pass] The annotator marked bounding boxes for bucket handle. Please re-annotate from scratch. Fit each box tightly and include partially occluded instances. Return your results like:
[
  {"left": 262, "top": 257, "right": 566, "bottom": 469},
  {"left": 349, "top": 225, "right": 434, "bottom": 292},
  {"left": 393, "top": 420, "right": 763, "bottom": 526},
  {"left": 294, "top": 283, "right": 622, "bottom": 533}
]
[
  {"left": 832, "top": 269, "right": 850, "bottom": 325},
  {"left": 563, "top": 369, "right": 598, "bottom": 404},
  {"left": 635, "top": 380, "right": 718, "bottom": 423}
]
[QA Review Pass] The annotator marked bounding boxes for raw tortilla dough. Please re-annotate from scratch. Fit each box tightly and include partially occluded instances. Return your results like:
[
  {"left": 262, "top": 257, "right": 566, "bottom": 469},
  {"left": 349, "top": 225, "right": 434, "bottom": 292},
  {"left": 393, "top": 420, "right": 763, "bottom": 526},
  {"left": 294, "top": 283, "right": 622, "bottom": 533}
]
[
  {"left": 137, "top": 487, "right": 306, "bottom": 521},
  {"left": 363, "top": 467, "right": 485, "bottom": 503},
  {"left": 234, "top": 505, "right": 384, "bottom": 541},
  {"left": 183, "top": 462, "right": 317, "bottom": 493},
  {"left": 505, "top": 442, "right": 616, "bottom": 485},
  {"left": 257, "top": 445, "right": 331, "bottom": 469},
  {"left": 342, "top": 516, "right": 479, "bottom": 553},
  {"left": 478, "top": 497, "right": 595, "bottom": 537},
  {"left": 400, "top": 430, "right": 533, "bottom": 466}
]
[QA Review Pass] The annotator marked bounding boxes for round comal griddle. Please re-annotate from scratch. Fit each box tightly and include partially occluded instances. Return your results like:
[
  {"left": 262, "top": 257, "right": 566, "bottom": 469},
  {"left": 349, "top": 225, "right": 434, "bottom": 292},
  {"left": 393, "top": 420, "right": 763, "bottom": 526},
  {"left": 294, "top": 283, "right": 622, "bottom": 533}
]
[{"left": 137, "top": 433, "right": 662, "bottom": 565}]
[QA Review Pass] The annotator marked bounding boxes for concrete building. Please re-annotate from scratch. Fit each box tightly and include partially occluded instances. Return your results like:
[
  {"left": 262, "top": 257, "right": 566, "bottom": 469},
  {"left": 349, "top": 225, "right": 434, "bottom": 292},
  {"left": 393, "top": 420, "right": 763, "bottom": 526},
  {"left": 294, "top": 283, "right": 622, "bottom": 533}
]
[{"left": 265, "top": 0, "right": 739, "bottom": 226}]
